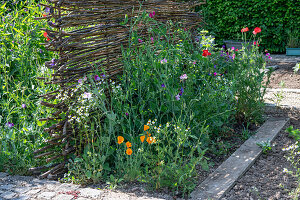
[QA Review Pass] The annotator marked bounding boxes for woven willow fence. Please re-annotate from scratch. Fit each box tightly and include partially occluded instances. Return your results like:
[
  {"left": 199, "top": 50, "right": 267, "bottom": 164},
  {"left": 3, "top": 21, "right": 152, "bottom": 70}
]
[{"left": 31, "top": 0, "right": 205, "bottom": 179}]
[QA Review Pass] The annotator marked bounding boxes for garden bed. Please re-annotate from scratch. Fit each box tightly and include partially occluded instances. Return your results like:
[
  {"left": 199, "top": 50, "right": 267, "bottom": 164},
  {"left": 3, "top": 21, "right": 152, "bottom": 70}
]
[
  {"left": 223, "top": 108, "right": 300, "bottom": 199},
  {"left": 95, "top": 124, "right": 259, "bottom": 199}
]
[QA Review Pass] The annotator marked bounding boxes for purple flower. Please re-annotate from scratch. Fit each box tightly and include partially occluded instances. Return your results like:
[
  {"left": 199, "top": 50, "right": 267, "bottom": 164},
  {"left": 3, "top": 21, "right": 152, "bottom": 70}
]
[
  {"left": 180, "top": 74, "right": 188, "bottom": 81},
  {"left": 94, "top": 75, "right": 100, "bottom": 81},
  {"left": 268, "top": 56, "right": 272, "bottom": 60},
  {"left": 160, "top": 58, "right": 167, "bottom": 64},
  {"left": 101, "top": 73, "right": 105, "bottom": 78},
  {"left": 50, "top": 58, "right": 56, "bottom": 66},
  {"left": 175, "top": 94, "right": 180, "bottom": 101},
  {"left": 179, "top": 87, "right": 184, "bottom": 96},
  {"left": 193, "top": 61, "right": 196, "bottom": 65},
  {"left": 213, "top": 72, "right": 217, "bottom": 76},
  {"left": 45, "top": 7, "right": 50, "bottom": 14},
  {"left": 125, "top": 112, "right": 129, "bottom": 116},
  {"left": 138, "top": 39, "right": 143, "bottom": 43},
  {"left": 151, "top": 37, "right": 154, "bottom": 43},
  {"left": 78, "top": 79, "right": 83, "bottom": 84},
  {"left": 39, "top": 49, "right": 43, "bottom": 53},
  {"left": 22, "top": 104, "right": 26, "bottom": 109},
  {"left": 195, "top": 38, "right": 199, "bottom": 42},
  {"left": 222, "top": 45, "right": 226, "bottom": 49},
  {"left": 266, "top": 53, "right": 270, "bottom": 56},
  {"left": 231, "top": 47, "right": 235, "bottom": 50},
  {"left": 161, "top": 83, "right": 166, "bottom": 88},
  {"left": 214, "top": 65, "right": 216, "bottom": 69},
  {"left": 6, "top": 122, "right": 14, "bottom": 128}
]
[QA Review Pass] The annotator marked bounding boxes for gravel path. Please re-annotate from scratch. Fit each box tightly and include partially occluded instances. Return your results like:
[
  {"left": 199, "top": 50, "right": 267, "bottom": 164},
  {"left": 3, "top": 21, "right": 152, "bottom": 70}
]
[
  {"left": 270, "top": 54, "right": 300, "bottom": 63},
  {"left": 0, "top": 172, "right": 173, "bottom": 200}
]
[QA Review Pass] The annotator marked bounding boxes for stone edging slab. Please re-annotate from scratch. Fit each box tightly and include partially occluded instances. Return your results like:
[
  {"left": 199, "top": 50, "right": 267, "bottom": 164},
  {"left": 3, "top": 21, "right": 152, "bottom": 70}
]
[{"left": 190, "top": 117, "right": 290, "bottom": 200}]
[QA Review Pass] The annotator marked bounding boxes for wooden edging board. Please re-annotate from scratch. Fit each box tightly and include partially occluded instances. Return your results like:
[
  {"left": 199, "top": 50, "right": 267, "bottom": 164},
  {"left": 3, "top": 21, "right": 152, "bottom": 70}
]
[{"left": 190, "top": 117, "right": 290, "bottom": 200}]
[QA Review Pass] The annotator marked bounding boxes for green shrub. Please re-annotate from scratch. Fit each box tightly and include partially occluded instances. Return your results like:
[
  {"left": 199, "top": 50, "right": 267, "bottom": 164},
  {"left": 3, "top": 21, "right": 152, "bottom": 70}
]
[{"left": 199, "top": 0, "right": 300, "bottom": 53}]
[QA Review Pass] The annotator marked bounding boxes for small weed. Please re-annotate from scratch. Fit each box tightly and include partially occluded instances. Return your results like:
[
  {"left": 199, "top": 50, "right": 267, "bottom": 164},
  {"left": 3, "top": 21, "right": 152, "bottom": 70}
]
[
  {"left": 256, "top": 140, "right": 273, "bottom": 154},
  {"left": 272, "top": 81, "right": 285, "bottom": 107}
]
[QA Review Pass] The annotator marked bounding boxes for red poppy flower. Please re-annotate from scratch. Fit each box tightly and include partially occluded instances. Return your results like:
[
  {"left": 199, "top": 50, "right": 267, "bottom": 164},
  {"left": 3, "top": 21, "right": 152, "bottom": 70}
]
[
  {"left": 43, "top": 32, "right": 50, "bottom": 41},
  {"left": 202, "top": 50, "right": 211, "bottom": 57},
  {"left": 253, "top": 27, "right": 261, "bottom": 35},
  {"left": 241, "top": 27, "right": 249, "bottom": 32}
]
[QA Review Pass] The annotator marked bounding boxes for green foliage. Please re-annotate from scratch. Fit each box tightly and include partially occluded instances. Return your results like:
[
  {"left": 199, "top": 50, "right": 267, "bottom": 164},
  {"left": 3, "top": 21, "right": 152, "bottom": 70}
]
[
  {"left": 199, "top": 0, "right": 300, "bottom": 53},
  {"left": 0, "top": 3, "right": 271, "bottom": 196},
  {"left": 0, "top": 0, "right": 55, "bottom": 174},
  {"left": 63, "top": 11, "right": 269, "bottom": 195},
  {"left": 283, "top": 126, "right": 300, "bottom": 199},
  {"left": 286, "top": 126, "right": 300, "bottom": 141}
]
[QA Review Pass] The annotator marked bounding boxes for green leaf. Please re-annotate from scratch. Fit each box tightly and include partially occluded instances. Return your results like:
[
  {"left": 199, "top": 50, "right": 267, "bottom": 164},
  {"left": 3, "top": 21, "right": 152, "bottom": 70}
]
[{"left": 85, "top": 170, "right": 92, "bottom": 179}]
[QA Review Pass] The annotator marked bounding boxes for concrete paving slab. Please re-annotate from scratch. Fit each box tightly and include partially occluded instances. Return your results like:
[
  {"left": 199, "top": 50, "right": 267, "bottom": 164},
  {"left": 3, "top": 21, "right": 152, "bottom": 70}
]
[{"left": 190, "top": 117, "right": 289, "bottom": 200}]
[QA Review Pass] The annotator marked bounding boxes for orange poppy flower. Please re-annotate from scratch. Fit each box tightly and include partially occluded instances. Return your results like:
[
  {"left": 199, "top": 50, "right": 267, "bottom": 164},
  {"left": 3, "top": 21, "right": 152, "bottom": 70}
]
[
  {"left": 140, "top": 135, "right": 145, "bottom": 143},
  {"left": 146, "top": 137, "right": 156, "bottom": 144},
  {"left": 126, "top": 148, "right": 133, "bottom": 155},
  {"left": 144, "top": 125, "right": 150, "bottom": 131},
  {"left": 126, "top": 141, "right": 132, "bottom": 148},
  {"left": 147, "top": 132, "right": 151, "bottom": 137},
  {"left": 117, "top": 136, "right": 124, "bottom": 144}
]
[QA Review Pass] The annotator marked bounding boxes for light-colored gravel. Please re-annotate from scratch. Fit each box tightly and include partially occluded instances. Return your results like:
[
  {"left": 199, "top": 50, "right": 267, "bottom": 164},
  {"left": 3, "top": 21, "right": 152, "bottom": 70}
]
[{"left": 0, "top": 172, "right": 173, "bottom": 200}]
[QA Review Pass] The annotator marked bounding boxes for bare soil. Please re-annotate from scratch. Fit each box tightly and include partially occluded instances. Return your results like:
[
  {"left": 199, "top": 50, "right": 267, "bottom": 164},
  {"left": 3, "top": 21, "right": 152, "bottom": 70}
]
[
  {"left": 223, "top": 109, "right": 300, "bottom": 200},
  {"left": 265, "top": 62, "right": 300, "bottom": 89}
]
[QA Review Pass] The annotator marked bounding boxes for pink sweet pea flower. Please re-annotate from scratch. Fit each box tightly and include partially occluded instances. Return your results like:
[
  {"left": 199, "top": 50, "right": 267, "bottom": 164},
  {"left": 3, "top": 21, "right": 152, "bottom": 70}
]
[
  {"left": 160, "top": 58, "right": 167, "bottom": 64},
  {"left": 180, "top": 74, "right": 188, "bottom": 80},
  {"left": 151, "top": 37, "right": 154, "bottom": 43},
  {"left": 149, "top": 11, "right": 155, "bottom": 18}
]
